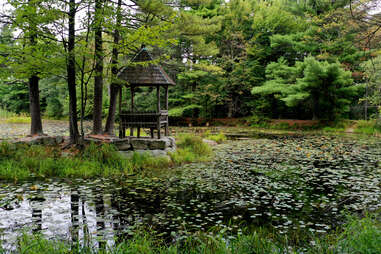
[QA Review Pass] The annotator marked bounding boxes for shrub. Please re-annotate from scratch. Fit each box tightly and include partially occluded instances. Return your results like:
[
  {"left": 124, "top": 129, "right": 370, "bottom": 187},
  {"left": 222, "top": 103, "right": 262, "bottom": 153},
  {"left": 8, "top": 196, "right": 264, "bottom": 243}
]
[
  {"left": 355, "top": 120, "right": 381, "bottom": 135},
  {"left": 176, "top": 134, "right": 212, "bottom": 157},
  {"left": 206, "top": 132, "right": 227, "bottom": 144}
]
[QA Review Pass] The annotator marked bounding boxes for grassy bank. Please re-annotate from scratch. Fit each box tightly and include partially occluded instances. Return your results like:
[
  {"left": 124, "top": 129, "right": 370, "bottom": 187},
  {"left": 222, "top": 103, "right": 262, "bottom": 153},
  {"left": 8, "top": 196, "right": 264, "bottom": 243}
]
[
  {"left": 0, "top": 135, "right": 213, "bottom": 181},
  {"left": 2, "top": 213, "right": 380, "bottom": 254},
  {"left": 249, "top": 119, "right": 381, "bottom": 136}
]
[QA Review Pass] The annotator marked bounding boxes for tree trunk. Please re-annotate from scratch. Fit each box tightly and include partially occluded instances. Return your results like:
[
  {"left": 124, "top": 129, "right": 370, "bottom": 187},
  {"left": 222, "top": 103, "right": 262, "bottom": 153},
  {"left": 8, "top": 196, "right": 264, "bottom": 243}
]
[
  {"left": 104, "top": 0, "right": 122, "bottom": 135},
  {"left": 92, "top": 0, "right": 104, "bottom": 134},
  {"left": 312, "top": 95, "right": 319, "bottom": 120},
  {"left": 67, "top": 0, "right": 80, "bottom": 143},
  {"left": 28, "top": 2, "right": 43, "bottom": 136},
  {"left": 227, "top": 99, "right": 234, "bottom": 118},
  {"left": 29, "top": 75, "right": 43, "bottom": 135}
]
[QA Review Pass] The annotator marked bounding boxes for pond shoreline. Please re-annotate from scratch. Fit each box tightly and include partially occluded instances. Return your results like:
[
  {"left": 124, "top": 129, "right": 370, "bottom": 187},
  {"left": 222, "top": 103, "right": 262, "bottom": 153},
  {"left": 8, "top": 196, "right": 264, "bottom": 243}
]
[{"left": 1, "top": 133, "right": 380, "bottom": 252}]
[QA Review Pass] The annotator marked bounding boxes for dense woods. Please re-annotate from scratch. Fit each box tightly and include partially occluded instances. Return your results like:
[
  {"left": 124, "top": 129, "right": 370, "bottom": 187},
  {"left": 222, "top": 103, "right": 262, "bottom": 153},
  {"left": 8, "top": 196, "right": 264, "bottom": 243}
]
[{"left": 0, "top": 0, "right": 380, "bottom": 139}]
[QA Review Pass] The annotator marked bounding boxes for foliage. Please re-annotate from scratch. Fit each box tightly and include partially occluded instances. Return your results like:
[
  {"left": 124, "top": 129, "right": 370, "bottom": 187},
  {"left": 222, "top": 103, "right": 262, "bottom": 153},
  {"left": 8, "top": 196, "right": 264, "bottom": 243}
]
[
  {"left": 0, "top": 108, "right": 17, "bottom": 119},
  {"left": 202, "top": 130, "right": 227, "bottom": 143},
  {"left": 2, "top": 213, "right": 380, "bottom": 253},
  {"left": 0, "top": 137, "right": 213, "bottom": 181},
  {"left": 169, "top": 134, "right": 213, "bottom": 164},
  {"left": 0, "top": 0, "right": 379, "bottom": 124},
  {"left": 252, "top": 56, "right": 359, "bottom": 120},
  {"left": 4, "top": 116, "right": 31, "bottom": 124},
  {"left": 361, "top": 55, "right": 381, "bottom": 115},
  {"left": 354, "top": 120, "right": 381, "bottom": 135}
]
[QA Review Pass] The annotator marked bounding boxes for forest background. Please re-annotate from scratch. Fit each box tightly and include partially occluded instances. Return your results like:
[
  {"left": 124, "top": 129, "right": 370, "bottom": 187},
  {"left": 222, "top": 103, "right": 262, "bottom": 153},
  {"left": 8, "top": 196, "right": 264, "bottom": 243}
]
[{"left": 0, "top": 0, "right": 380, "bottom": 142}]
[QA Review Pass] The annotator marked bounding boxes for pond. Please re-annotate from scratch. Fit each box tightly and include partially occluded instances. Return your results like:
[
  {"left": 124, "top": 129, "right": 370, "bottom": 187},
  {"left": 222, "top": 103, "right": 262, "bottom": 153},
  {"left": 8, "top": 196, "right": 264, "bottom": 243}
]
[{"left": 1, "top": 135, "right": 380, "bottom": 250}]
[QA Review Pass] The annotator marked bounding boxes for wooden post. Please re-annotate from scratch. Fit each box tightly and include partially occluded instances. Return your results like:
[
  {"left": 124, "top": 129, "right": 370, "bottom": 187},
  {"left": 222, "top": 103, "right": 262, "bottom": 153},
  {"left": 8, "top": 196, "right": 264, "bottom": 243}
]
[
  {"left": 130, "top": 86, "right": 134, "bottom": 111},
  {"left": 165, "top": 85, "right": 169, "bottom": 136},
  {"left": 150, "top": 128, "right": 154, "bottom": 138},
  {"left": 137, "top": 127, "right": 141, "bottom": 138},
  {"left": 165, "top": 85, "right": 168, "bottom": 110},
  {"left": 130, "top": 86, "right": 134, "bottom": 137},
  {"left": 157, "top": 119, "right": 161, "bottom": 139},
  {"left": 156, "top": 85, "right": 160, "bottom": 112},
  {"left": 157, "top": 85, "right": 161, "bottom": 139}
]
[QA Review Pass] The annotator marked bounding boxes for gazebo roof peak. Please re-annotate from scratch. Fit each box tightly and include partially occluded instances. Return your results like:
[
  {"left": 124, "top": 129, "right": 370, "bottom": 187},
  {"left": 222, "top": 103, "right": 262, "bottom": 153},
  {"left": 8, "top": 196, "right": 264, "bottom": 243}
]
[{"left": 118, "top": 47, "right": 175, "bottom": 86}]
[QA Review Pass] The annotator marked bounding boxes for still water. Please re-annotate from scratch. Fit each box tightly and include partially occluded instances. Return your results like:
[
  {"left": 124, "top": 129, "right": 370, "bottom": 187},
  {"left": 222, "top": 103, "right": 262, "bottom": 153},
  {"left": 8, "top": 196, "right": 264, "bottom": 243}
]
[{"left": 1, "top": 136, "right": 381, "bottom": 250}]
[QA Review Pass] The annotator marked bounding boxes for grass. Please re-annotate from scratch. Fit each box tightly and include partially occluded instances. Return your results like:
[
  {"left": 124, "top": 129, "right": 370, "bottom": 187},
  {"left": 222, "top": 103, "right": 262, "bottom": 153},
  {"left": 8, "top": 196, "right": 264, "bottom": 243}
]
[
  {"left": 354, "top": 120, "right": 381, "bottom": 135},
  {"left": 0, "top": 108, "right": 17, "bottom": 119},
  {"left": 0, "top": 134, "right": 213, "bottom": 181},
  {"left": 169, "top": 134, "right": 213, "bottom": 164},
  {"left": 202, "top": 130, "right": 227, "bottom": 144},
  {"left": 3, "top": 116, "right": 31, "bottom": 124},
  {"left": 0, "top": 108, "right": 30, "bottom": 123},
  {"left": 249, "top": 118, "right": 381, "bottom": 136},
  {"left": 321, "top": 120, "right": 353, "bottom": 133},
  {"left": 1, "top": 213, "right": 380, "bottom": 253}
]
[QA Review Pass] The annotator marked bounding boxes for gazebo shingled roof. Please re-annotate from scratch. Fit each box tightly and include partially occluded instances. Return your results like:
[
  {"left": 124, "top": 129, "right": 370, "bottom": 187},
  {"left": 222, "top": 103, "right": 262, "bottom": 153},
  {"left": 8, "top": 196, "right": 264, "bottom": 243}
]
[{"left": 117, "top": 47, "right": 175, "bottom": 86}]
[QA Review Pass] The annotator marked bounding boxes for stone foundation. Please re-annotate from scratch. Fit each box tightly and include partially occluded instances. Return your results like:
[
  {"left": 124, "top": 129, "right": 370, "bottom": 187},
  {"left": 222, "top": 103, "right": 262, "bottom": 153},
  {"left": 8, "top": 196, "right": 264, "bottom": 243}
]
[
  {"left": 85, "top": 136, "right": 176, "bottom": 157},
  {"left": 11, "top": 135, "right": 66, "bottom": 146}
]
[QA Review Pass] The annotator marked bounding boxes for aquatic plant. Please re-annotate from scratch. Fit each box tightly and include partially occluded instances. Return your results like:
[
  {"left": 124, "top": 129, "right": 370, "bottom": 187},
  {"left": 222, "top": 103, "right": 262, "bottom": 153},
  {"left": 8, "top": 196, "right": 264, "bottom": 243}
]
[
  {"left": 1, "top": 214, "right": 380, "bottom": 254},
  {"left": 203, "top": 131, "right": 227, "bottom": 144}
]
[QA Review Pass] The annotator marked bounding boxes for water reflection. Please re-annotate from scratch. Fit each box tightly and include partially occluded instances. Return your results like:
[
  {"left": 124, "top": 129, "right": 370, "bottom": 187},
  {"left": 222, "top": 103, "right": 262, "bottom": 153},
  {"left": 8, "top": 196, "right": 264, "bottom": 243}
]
[{"left": 0, "top": 137, "right": 380, "bottom": 250}]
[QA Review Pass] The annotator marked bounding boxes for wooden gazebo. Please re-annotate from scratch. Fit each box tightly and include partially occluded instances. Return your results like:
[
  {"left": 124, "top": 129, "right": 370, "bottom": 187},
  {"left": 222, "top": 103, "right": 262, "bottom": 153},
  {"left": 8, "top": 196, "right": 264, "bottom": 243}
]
[{"left": 117, "top": 47, "right": 175, "bottom": 139}]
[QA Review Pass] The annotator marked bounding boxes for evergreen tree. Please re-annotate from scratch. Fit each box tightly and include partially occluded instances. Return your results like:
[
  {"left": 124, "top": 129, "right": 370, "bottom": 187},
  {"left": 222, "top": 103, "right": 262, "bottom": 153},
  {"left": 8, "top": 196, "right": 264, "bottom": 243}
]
[{"left": 252, "top": 56, "right": 359, "bottom": 120}]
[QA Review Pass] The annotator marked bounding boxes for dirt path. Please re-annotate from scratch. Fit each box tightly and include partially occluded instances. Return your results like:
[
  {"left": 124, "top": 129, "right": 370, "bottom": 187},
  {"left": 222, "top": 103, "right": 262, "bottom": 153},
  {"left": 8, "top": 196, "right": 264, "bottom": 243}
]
[
  {"left": 0, "top": 120, "right": 92, "bottom": 140},
  {"left": 344, "top": 122, "right": 357, "bottom": 133}
]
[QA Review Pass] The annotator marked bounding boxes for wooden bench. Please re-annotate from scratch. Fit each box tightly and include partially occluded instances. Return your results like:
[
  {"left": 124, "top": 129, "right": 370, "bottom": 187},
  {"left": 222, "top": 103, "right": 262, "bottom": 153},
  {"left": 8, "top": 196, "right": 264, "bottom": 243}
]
[{"left": 119, "top": 111, "right": 168, "bottom": 139}]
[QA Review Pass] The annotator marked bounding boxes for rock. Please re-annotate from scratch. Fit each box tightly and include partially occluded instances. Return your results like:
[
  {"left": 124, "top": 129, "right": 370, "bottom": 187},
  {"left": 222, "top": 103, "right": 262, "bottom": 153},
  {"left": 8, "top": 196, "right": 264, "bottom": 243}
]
[
  {"left": 12, "top": 135, "right": 58, "bottom": 146},
  {"left": 149, "top": 149, "right": 168, "bottom": 157},
  {"left": 167, "top": 137, "right": 176, "bottom": 147},
  {"left": 119, "top": 149, "right": 171, "bottom": 159},
  {"left": 118, "top": 151, "right": 134, "bottom": 158},
  {"left": 149, "top": 139, "right": 167, "bottom": 150},
  {"left": 42, "top": 136, "right": 57, "bottom": 146},
  {"left": 130, "top": 139, "right": 150, "bottom": 150},
  {"left": 113, "top": 139, "right": 131, "bottom": 151},
  {"left": 203, "top": 139, "right": 218, "bottom": 146},
  {"left": 83, "top": 137, "right": 103, "bottom": 144},
  {"left": 55, "top": 136, "right": 64, "bottom": 144},
  {"left": 165, "top": 147, "right": 176, "bottom": 154}
]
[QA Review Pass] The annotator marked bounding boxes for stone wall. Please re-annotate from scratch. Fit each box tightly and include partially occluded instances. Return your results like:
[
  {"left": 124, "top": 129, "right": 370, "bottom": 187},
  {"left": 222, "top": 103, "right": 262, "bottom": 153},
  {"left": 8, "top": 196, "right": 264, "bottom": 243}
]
[{"left": 10, "top": 135, "right": 176, "bottom": 157}]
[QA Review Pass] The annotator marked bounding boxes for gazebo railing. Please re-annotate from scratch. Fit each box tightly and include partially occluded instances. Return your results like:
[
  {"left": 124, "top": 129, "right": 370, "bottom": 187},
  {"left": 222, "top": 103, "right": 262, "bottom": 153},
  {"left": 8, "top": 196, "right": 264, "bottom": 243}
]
[{"left": 119, "top": 110, "right": 168, "bottom": 139}]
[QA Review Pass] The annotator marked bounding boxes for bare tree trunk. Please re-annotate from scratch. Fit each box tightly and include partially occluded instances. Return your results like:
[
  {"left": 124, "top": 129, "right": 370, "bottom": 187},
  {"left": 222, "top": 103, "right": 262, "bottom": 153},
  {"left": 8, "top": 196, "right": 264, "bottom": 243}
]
[
  {"left": 67, "top": 0, "right": 80, "bottom": 143},
  {"left": 29, "top": 75, "right": 43, "bottom": 135},
  {"left": 28, "top": 2, "right": 43, "bottom": 136},
  {"left": 92, "top": 0, "right": 104, "bottom": 134},
  {"left": 104, "top": 0, "right": 122, "bottom": 135}
]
